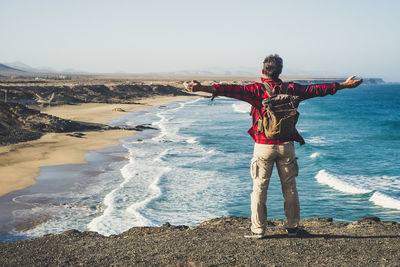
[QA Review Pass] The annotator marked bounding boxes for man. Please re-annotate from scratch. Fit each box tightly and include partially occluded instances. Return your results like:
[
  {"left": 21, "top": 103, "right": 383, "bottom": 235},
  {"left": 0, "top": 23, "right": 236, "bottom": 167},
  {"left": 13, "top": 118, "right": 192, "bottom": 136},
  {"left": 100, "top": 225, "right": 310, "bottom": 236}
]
[{"left": 186, "top": 54, "right": 362, "bottom": 238}]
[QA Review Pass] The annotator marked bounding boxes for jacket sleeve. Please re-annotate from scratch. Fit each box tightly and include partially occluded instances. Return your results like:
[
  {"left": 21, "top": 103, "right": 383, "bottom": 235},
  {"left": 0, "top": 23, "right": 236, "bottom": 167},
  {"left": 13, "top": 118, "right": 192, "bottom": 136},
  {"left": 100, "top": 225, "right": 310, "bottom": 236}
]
[
  {"left": 211, "top": 82, "right": 264, "bottom": 108},
  {"left": 286, "top": 82, "right": 338, "bottom": 100}
]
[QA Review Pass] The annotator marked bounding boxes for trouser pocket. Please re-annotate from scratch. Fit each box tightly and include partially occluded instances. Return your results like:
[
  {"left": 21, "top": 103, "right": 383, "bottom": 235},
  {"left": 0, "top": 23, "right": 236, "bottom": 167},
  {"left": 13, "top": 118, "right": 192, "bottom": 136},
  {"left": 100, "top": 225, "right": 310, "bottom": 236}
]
[
  {"left": 250, "top": 159, "right": 258, "bottom": 179},
  {"left": 250, "top": 158, "right": 272, "bottom": 192},
  {"left": 250, "top": 158, "right": 274, "bottom": 180}
]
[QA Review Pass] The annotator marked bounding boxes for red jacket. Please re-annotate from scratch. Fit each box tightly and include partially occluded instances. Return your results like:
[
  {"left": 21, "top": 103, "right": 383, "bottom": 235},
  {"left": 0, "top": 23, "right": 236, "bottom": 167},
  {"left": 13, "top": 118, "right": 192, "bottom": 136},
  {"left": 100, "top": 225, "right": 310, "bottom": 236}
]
[{"left": 212, "top": 77, "right": 338, "bottom": 145}]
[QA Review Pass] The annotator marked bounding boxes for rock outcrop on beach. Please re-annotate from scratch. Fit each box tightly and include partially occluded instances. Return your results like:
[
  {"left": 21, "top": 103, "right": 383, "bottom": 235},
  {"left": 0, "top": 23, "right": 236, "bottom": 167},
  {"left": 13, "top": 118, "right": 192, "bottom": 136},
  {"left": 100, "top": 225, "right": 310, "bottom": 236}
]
[
  {"left": 0, "top": 217, "right": 399, "bottom": 266},
  {"left": 0, "top": 102, "right": 102, "bottom": 145}
]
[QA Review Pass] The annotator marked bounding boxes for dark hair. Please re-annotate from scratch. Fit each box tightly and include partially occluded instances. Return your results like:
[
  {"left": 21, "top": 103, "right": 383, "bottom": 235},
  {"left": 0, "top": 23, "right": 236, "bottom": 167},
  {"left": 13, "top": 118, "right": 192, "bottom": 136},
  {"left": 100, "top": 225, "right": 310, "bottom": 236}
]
[{"left": 263, "top": 54, "right": 283, "bottom": 79}]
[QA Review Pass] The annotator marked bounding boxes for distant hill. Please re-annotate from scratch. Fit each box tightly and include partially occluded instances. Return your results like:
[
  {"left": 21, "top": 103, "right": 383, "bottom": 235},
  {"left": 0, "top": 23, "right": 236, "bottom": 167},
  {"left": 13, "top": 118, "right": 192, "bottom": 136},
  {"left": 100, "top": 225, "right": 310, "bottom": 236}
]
[
  {"left": 0, "top": 64, "right": 25, "bottom": 73},
  {"left": 4, "top": 61, "right": 85, "bottom": 73},
  {"left": 5, "top": 61, "right": 55, "bottom": 73}
]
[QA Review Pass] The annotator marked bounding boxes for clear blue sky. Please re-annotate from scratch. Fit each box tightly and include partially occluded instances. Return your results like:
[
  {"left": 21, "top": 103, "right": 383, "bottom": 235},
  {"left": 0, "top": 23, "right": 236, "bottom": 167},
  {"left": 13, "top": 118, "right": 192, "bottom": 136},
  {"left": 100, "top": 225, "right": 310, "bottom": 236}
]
[{"left": 1, "top": 0, "right": 399, "bottom": 81}]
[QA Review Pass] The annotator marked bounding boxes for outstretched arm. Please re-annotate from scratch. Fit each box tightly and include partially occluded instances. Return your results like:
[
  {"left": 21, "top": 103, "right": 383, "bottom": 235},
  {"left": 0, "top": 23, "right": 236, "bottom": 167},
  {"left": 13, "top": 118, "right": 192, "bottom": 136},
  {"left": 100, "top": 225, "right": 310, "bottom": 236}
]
[
  {"left": 289, "top": 75, "right": 363, "bottom": 99},
  {"left": 185, "top": 80, "right": 264, "bottom": 107},
  {"left": 185, "top": 80, "right": 216, "bottom": 94}
]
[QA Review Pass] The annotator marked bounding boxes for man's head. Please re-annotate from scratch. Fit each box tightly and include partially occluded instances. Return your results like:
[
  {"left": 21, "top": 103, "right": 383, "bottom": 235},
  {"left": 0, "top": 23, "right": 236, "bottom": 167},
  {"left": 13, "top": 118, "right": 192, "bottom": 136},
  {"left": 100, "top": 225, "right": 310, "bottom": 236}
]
[{"left": 262, "top": 54, "right": 283, "bottom": 80}]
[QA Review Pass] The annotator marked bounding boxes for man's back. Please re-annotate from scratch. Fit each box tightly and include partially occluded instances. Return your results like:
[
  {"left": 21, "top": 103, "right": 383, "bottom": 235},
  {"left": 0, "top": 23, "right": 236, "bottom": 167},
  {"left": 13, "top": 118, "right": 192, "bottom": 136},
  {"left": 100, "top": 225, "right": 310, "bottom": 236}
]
[
  {"left": 212, "top": 77, "right": 338, "bottom": 145},
  {"left": 185, "top": 54, "right": 362, "bottom": 237}
]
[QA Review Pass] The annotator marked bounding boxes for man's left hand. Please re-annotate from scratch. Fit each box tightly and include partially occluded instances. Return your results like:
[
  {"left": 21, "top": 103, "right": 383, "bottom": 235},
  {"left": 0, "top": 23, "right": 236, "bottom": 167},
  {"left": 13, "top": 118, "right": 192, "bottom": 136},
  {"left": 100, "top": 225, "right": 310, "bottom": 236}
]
[{"left": 338, "top": 75, "right": 363, "bottom": 89}]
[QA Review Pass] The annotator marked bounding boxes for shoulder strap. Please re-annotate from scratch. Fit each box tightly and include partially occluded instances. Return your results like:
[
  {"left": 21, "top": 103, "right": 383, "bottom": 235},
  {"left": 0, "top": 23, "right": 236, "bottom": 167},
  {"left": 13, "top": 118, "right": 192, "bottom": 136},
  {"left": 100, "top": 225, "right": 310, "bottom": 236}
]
[
  {"left": 262, "top": 82, "right": 274, "bottom": 97},
  {"left": 263, "top": 82, "right": 290, "bottom": 95},
  {"left": 280, "top": 83, "right": 288, "bottom": 94},
  {"left": 254, "top": 81, "right": 288, "bottom": 116}
]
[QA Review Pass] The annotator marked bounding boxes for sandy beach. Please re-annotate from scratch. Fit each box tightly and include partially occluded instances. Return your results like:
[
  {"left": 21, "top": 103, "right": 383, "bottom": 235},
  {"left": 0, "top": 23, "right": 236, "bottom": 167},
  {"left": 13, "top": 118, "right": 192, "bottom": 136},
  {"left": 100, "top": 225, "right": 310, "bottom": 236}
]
[{"left": 0, "top": 95, "right": 194, "bottom": 197}]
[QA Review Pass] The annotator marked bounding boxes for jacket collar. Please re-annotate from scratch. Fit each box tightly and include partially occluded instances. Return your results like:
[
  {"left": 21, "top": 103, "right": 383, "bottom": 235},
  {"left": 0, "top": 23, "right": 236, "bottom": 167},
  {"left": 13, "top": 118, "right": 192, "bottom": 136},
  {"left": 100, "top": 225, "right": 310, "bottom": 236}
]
[{"left": 260, "top": 77, "right": 282, "bottom": 83}]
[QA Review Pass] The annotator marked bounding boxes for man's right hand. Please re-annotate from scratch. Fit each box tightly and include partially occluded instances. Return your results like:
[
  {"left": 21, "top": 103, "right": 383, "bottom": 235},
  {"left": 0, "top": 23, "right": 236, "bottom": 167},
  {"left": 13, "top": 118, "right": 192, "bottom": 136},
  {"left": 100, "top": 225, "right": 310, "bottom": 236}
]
[
  {"left": 185, "top": 80, "right": 202, "bottom": 92},
  {"left": 185, "top": 80, "right": 216, "bottom": 94},
  {"left": 338, "top": 75, "right": 363, "bottom": 89}
]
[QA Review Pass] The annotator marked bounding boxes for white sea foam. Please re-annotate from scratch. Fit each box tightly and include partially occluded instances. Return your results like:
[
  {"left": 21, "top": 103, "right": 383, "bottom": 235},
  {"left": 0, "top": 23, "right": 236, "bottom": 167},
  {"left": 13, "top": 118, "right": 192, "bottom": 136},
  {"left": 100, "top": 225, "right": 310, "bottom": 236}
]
[
  {"left": 88, "top": 144, "right": 169, "bottom": 234},
  {"left": 152, "top": 113, "right": 168, "bottom": 142},
  {"left": 305, "top": 136, "right": 329, "bottom": 145},
  {"left": 125, "top": 167, "right": 168, "bottom": 226},
  {"left": 186, "top": 138, "right": 197, "bottom": 144},
  {"left": 87, "top": 156, "right": 137, "bottom": 235},
  {"left": 232, "top": 102, "right": 251, "bottom": 114},
  {"left": 183, "top": 98, "right": 203, "bottom": 105},
  {"left": 310, "top": 152, "right": 321, "bottom": 158},
  {"left": 369, "top": 192, "right": 400, "bottom": 210},
  {"left": 133, "top": 164, "right": 235, "bottom": 226},
  {"left": 93, "top": 99, "right": 238, "bottom": 229},
  {"left": 315, "top": 170, "right": 372, "bottom": 194},
  {"left": 315, "top": 170, "right": 400, "bottom": 211},
  {"left": 87, "top": 99, "right": 207, "bottom": 236}
]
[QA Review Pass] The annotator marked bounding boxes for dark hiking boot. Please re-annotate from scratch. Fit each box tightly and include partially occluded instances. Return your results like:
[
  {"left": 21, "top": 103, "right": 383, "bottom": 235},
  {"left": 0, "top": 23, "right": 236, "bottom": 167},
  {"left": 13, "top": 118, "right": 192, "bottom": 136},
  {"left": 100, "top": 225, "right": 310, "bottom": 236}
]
[
  {"left": 286, "top": 227, "right": 299, "bottom": 237},
  {"left": 244, "top": 232, "right": 265, "bottom": 239}
]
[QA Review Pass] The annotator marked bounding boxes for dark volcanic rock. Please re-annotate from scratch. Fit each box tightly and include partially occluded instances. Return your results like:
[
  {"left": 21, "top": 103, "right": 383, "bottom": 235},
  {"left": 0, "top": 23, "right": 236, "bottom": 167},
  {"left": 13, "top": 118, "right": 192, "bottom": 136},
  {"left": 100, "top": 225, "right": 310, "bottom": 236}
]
[
  {"left": 0, "top": 82, "right": 192, "bottom": 105},
  {"left": 0, "top": 103, "right": 101, "bottom": 145},
  {"left": 0, "top": 217, "right": 399, "bottom": 266}
]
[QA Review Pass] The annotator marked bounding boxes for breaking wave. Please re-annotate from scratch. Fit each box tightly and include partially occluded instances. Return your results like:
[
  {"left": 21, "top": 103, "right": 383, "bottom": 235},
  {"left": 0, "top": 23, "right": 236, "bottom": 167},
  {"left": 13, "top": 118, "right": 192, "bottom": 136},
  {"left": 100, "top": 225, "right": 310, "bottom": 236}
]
[
  {"left": 315, "top": 170, "right": 372, "bottom": 194},
  {"left": 232, "top": 102, "right": 251, "bottom": 114},
  {"left": 369, "top": 192, "right": 400, "bottom": 210},
  {"left": 310, "top": 152, "right": 321, "bottom": 158}
]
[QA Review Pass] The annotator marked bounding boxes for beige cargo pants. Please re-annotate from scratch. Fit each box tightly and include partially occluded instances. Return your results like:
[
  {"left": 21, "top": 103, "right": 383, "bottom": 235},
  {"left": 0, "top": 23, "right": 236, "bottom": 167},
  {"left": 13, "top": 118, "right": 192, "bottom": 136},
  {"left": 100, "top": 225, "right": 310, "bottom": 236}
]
[{"left": 250, "top": 142, "right": 300, "bottom": 235}]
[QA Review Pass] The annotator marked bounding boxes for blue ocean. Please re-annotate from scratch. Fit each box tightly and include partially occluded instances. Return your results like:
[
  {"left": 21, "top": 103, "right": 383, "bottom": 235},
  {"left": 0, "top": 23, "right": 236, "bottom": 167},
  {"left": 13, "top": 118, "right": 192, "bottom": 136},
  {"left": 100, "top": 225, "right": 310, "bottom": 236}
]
[{"left": 1, "top": 83, "right": 399, "bottom": 241}]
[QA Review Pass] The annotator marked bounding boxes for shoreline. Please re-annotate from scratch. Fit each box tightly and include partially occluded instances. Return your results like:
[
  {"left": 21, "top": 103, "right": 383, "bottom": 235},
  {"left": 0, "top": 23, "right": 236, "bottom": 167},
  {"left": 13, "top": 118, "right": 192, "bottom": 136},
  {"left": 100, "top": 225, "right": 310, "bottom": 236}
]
[{"left": 0, "top": 95, "right": 196, "bottom": 197}]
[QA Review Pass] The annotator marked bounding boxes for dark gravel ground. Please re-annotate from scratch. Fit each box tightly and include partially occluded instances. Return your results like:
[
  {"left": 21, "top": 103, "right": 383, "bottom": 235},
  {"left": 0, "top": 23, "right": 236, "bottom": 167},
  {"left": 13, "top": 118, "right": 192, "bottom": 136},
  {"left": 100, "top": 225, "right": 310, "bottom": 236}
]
[{"left": 1, "top": 217, "right": 399, "bottom": 266}]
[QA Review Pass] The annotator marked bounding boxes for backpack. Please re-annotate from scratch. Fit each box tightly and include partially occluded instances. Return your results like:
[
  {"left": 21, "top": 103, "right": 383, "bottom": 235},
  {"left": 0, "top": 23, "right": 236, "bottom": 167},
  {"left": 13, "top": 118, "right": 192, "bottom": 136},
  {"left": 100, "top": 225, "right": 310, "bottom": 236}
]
[{"left": 256, "top": 83, "right": 301, "bottom": 142}]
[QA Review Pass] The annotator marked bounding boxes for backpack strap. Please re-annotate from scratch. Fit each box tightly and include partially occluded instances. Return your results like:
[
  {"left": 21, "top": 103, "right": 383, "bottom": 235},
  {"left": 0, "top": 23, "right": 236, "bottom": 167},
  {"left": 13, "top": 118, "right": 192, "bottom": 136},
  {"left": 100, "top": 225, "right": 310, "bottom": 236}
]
[
  {"left": 262, "top": 82, "right": 275, "bottom": 97},
  {"left": 250, "top": 82, "right": 270, "bottom": 117},
  {"left": 253, "top": 82, "right": 275, "bottom": 117},
  {"left": 262, "top": 82, "right": 289, "bottom": 96},
  {"left": 279, "top": 83, "right": 288, "bottom": 94},
  {"left": 251, "top": 82, "right": 289, "bottom": 116}
]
